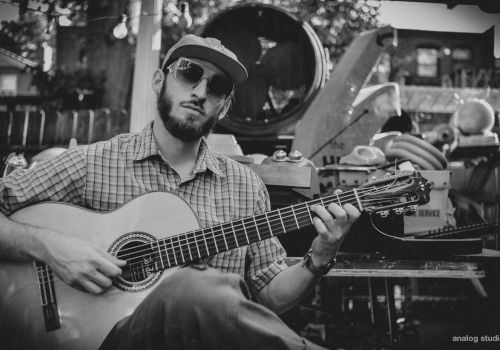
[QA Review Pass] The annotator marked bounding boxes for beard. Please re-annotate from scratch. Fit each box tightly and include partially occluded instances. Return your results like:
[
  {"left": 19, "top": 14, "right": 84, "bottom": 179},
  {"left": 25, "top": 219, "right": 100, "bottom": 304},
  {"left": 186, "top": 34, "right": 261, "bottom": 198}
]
[{"left": 156, "top": 82, "right": 218, "bottom": 142}]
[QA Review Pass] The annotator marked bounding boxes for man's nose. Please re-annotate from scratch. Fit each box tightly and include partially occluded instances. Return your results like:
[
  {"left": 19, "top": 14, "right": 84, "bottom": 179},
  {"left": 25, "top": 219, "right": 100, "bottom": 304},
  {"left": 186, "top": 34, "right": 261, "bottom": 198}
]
[{"left": 191, "top": 78, "right": 209, "bottom": 98}]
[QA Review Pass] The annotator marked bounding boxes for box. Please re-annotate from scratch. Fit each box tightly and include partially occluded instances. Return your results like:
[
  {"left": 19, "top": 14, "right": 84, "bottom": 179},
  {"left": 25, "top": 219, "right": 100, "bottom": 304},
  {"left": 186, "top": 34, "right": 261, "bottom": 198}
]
[{"left": 404, "top": 170, "right": 452, "bottom": 235}]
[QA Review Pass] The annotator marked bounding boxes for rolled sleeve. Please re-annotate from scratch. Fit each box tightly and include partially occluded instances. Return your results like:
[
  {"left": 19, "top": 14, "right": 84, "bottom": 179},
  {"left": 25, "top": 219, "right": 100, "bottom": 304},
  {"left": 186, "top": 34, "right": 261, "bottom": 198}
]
[{"left": 0, "top": 147, "right": 87, "bottom": 215}]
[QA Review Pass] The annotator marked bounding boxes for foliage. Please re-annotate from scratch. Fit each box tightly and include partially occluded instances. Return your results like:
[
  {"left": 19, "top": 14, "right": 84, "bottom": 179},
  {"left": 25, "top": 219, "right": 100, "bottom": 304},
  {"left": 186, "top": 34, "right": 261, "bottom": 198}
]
[
  {"left": 0, "top": 10, "right": 49, "bottom": 61},
  {"left": 162, "top": 0, "right": 380, "bottom": 65},
  {"left": 2, "top": 0, "right": 380, "bottom": 109},
  {"left": 0, "top": 0, "right": 85, "bottom": 59},
  {"left": 31, "top": 67, "right": 105, "bottom": 110}
]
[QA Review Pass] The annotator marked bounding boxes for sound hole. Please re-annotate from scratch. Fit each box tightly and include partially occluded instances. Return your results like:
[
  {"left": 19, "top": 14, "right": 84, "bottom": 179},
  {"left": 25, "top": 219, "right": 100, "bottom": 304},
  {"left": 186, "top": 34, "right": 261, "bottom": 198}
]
[{"left": 116, "top": 240, "right": 159, "bottom": 284}]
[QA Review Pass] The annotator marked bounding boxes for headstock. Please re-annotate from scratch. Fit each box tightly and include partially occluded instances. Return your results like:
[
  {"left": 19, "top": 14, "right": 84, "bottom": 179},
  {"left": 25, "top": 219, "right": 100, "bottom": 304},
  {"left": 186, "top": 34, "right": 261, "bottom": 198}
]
[{"left": 358, "top": 171, "right": 431, "bottom": 216}]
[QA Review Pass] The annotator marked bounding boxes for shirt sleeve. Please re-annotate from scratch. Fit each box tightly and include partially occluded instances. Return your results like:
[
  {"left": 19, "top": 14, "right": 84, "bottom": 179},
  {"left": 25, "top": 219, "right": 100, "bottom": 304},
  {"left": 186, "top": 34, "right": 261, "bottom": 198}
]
[
  {"left": 245, "top": 173, "right": 288, "bottom": 293},
  {"left": 0, "top": 147, "right": 87, "bottom": 216}
]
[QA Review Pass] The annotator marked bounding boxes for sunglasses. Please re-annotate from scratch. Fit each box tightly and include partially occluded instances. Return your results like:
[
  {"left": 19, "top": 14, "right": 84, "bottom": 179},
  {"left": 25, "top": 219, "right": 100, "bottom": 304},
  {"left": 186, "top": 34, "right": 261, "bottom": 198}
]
[{"left": 166, "top": 57, "right": 234, "bottom": 99}]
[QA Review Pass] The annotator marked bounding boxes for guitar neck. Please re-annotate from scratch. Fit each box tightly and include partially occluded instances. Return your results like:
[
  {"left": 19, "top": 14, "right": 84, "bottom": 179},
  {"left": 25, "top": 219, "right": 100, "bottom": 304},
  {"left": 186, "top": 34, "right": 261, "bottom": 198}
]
[{"left": 151, "top": 189, "right": 365, "bottom": 269}]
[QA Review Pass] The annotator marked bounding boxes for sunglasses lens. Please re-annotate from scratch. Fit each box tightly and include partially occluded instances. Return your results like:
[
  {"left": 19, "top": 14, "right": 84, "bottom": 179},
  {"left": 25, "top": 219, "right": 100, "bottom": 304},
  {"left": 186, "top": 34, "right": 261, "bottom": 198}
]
[
  {"left": 176, "top": 61, "right": 204, "bottom": 86},
  {"left": 173, "top": 59, "right": 234, "bottom": 98},
  {"left": 208, "top": 75, "right": 234, "bottom": 98}
]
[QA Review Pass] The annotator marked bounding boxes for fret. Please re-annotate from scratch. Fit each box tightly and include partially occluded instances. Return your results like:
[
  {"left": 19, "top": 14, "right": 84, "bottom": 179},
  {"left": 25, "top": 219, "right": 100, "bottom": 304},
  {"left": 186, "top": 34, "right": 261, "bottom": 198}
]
[
  {"left": 277, "top": 208, "right": 286, "bottom": 234},
  {"left": 241, "top": 218, "right": 250, "bottom": 245},
  {"left": 230, "top": 221, "right": 240, "bottom": 248},
  {"left": 268, "top": 212, "right": 285, "bottom": 236},
  {"left": 210, "top": 226, "right": 219, "bottom": 254},
  {"left": 320, "top": 197, "right": 326, "bottom": 208},
  {"left": 163, "top": 237, "right": 173, "bottom": 267},
  {"left": 281, "top": 207, "right": 298, "bottom": 232},
  {"left": 265, "top": 213, "right": 273, "bottom": 237},
  {"left": 291, "top": 205, "right": 300, "bottom": 229},
  {"left": 255, "top": 214, "right": 271, "bottom": 240},
  {"left": 305, "top": 203, "right": 313, "bottom": 223},
  {"left": 253, "top": 216, "right": 262, "bottom": 241},
  {"left": 176, "top": 235, "right": 185, "bottom": 263},
  {"left": 185, "top": 233, "right": 194, "bottom": 261},
  {"left": 220, "top": 222, "right": 235, "bottom": 250},
  {"left": 220, "top": 224, "right": 229, "bottom": 251},
  {"left": 169, "top": 237, "right": 179, "bottom": 266},
  {"left": 353, "top": 188, "right": 363, "bottom": 211},
  {"left": 156, "top": 240, "right": 165, "bottom": 269},
  {"left": 193, "top": 230, "right": 201, "bottom": 259},
  {"left": 243, "top": 217, "right": 259, "bottom": 243},
  {"left": 336, "top": 192, "right": 341, "bottom": 206},
  {"left": 200, "top": 228, "right": 209, "bottom": 257}
]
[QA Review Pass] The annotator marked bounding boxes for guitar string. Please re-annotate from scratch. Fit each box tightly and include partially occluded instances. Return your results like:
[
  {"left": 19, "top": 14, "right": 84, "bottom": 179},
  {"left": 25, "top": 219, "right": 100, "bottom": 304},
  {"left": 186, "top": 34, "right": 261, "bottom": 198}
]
[
  {"left": 34, "top": 179, "right": 416, "bottom": 281},
  {"left": 39, "top": 197, "right": 418, "bottom": 282},
  {"left": 35, "top": 178, "right": 419, "bottom": 280},
  {"left": 117, "top": 176, "right": 416, "bottom": 261},
  {"left": 36, "top": 175, "right": 423, "bottom": 279},
  {"left": 92, "top": 183, "right": 392, "bottom": 262},
  {"left": 120, "top": 177, "right": 422, "bottom": 271},
  {"left": 34, "top": 186, "right": 383, "bottom": 280},
  {"left": 115, "top": 177, "right": 407, "bottom": 260}
]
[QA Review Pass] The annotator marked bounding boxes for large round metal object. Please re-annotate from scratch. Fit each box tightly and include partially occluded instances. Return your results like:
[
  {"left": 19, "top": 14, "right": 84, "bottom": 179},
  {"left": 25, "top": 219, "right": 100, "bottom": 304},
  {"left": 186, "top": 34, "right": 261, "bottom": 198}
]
[
  {"left": 450, "top": 98, "right": 495, "bottom": 135},
  {"left": 201, "top": 4, "right": 327, "bottom": 136}
]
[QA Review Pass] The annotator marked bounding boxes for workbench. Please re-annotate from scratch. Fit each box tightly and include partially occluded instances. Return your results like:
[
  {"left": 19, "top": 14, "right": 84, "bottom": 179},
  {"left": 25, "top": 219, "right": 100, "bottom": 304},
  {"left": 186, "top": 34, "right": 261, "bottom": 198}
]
[{"left": 286, "top": 249, "right": 500, "bottom": 348}]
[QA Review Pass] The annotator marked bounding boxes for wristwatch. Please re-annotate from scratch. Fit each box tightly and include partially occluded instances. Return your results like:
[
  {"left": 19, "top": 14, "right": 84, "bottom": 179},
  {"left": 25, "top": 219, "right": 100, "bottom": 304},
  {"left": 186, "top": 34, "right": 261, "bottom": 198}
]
[{"left": 302, "top": 249, "right": 337, "bottom": 276}]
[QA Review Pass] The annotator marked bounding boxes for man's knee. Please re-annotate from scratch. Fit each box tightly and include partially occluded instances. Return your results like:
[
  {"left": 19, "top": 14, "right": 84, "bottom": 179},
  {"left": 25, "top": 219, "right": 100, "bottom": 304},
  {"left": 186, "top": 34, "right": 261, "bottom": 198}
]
[{"left": 152, "top": 267, "right": 245, "bottom": 317}]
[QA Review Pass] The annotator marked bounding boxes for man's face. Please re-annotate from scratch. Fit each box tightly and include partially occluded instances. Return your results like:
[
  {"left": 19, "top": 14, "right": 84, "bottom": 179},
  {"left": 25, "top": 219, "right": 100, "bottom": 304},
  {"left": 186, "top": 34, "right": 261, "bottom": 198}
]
[{"left": 156, "top": 58, "right": 231, "bottom": 142}]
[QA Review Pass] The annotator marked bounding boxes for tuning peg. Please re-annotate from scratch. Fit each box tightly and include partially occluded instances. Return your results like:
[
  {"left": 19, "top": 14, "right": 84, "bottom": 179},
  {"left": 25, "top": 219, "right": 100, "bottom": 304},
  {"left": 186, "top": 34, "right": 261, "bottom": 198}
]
[
  {"left": 393, "top": 207, "right": 404, "bottom": 215},
  {"left": 378, "top": 210, "right": 390, "bottom": 218},
  {"left": 404, "top": 205, "right": 417, "bottom": 216}
]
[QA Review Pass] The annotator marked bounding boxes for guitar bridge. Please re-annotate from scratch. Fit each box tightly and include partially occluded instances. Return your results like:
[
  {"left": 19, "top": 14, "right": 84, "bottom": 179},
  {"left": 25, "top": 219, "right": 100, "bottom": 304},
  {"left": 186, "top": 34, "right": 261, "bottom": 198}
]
[{"left": 35, "top": 262, "right": 61, "bottom": 332}]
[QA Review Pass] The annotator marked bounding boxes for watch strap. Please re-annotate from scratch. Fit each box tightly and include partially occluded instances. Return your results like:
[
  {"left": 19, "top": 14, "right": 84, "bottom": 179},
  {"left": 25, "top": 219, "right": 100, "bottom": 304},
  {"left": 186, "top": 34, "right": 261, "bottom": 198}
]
[{"left": 302, "top": 249, "right": 336, "bottom": 276}]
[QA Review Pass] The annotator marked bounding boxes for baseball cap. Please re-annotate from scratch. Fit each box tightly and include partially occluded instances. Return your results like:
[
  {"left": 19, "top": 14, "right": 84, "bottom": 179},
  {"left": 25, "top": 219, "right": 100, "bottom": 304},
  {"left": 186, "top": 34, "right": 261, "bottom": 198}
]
[{"left": 161, "top": 34, "right": 248, "bottom": 84}]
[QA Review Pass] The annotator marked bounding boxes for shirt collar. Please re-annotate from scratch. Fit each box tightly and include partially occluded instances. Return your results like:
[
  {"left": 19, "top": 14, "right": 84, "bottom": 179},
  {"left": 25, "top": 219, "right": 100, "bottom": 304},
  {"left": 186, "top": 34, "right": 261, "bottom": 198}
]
[{"left": 133, "top": 122, "right": 225, "bottom": 178}]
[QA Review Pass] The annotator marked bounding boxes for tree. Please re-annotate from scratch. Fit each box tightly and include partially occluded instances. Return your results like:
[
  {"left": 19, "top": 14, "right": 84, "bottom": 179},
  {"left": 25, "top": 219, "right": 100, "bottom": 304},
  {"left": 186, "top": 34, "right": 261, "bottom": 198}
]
[
  {"left": 162, "top": 0, "right": 380, "bottom": 67},
  {"left": 1, "top": 0, "right": 379, "bottom": 111},
  {"left": 1, "top": 0, "right": 133, "bottom": 112}
]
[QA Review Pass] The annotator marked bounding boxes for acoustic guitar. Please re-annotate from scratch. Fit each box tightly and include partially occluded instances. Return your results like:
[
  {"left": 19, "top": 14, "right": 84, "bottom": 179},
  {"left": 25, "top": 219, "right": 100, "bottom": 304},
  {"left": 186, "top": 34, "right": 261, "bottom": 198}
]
[{"left": 0, "top": 171, "right": 430, "bottom": 350}]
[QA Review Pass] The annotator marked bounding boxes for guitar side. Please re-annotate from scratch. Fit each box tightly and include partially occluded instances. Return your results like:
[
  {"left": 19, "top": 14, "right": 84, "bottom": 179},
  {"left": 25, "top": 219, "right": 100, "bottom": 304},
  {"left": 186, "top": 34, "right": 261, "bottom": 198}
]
[{"left": 0, "top": 192, "right": 200, "bottom": 350}]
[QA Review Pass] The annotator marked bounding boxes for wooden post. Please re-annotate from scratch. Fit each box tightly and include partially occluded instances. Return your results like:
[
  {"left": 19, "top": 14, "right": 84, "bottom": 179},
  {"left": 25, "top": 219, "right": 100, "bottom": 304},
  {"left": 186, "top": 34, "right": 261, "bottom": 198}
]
[{"left": 129, "top": 0, "right": 162, "bottom": 132}]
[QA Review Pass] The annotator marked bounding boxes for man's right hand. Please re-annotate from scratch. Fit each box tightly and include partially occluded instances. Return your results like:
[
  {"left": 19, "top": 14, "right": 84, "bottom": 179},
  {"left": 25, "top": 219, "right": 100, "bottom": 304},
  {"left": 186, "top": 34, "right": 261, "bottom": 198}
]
[{"left": 41, "top": 231, "right": 127, "bottom": 294}]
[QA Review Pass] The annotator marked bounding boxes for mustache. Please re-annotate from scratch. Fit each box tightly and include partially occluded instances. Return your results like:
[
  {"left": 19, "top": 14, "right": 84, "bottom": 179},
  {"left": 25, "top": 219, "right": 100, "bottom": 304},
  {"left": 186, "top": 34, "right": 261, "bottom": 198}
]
[{"left": 180, "top": 100, "right": 206, "bottom": 115}]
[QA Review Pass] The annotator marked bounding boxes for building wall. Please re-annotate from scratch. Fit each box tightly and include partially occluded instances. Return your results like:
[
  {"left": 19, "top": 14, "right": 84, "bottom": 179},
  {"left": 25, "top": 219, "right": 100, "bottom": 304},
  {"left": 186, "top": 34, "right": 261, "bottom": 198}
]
[{"left": 0, "top": 67, "right": 38, "bottom": 97}]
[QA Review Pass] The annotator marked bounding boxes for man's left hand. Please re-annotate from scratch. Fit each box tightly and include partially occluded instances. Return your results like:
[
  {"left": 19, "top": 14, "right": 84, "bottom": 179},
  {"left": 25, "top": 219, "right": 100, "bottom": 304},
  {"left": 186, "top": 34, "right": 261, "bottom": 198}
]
[{"left": 309, "top": 198, "right": 361, "bottom": 267}]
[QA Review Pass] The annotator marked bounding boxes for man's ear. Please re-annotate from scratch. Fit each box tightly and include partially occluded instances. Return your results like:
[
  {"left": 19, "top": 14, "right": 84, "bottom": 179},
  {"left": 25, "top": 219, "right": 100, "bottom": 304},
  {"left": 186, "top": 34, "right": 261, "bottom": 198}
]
[{"left": 152, "top": 69, "right": 165, "bottom": 95}]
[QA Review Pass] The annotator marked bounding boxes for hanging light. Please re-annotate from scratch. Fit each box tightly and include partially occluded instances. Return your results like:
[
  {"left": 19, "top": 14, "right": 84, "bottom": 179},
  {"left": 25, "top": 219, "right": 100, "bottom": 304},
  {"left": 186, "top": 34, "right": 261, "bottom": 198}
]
[
  {"left": 177, "top": 2, "right": 192, "bottom": 30},
  {"left": 58, "top": 15, "right": 72, "bottom": 26},
  {"left": 112, "top": 14, "right": 129, "bottom": 40}
]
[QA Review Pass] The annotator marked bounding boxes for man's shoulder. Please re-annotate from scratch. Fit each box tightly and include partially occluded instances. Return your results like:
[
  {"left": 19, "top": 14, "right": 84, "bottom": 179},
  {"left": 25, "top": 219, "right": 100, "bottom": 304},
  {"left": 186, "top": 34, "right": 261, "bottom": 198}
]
[
  {"left": 214, "top": 153, "right": 265, "bottom": 185},
  {"left": 87, "top": 131, "right": 139, "bottom": 152}
]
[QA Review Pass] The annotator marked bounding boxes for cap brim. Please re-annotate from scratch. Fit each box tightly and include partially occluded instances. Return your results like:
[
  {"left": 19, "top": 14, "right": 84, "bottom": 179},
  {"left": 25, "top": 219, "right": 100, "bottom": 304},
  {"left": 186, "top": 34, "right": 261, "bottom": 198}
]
[{"left": 166, "top": 45, "right": 248, "bottom": 84}]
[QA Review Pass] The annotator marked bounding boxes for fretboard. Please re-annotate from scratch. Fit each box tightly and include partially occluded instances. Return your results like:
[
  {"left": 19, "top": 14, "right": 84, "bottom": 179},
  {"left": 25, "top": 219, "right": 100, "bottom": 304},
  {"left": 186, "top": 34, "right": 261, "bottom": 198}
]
[{"left": 134, "top": 188, "right": 365, "bottom": 272}]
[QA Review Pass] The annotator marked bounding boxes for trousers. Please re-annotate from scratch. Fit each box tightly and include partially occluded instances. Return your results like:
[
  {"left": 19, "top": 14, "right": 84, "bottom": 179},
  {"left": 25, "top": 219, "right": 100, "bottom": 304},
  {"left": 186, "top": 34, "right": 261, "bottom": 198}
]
[{"left": 99, "top": 266, "right": 327, "bottom": 350}]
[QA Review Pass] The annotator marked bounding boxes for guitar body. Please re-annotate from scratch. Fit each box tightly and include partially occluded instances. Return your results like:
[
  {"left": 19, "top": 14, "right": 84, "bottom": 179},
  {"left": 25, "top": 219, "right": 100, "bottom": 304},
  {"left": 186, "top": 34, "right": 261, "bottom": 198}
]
[
  {"left": 0, "top": 172, "right": 431, "bottom": 350},
  {"left": 0, "top": 192, "right": 201, "bottom": 350}
]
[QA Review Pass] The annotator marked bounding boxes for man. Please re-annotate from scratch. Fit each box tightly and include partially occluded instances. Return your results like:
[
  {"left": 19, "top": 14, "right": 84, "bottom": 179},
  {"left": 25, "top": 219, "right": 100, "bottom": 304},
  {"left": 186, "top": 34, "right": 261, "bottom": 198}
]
[{"left": 0, "top": 35, "right": 360, "bottom": 349}]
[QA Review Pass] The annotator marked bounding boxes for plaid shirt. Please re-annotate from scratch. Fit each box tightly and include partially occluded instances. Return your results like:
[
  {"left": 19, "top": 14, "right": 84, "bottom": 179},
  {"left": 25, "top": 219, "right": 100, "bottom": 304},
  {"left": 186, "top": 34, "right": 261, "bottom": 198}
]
[{"left": 0, "top": 122, "right": 287, "bottom": 292}]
